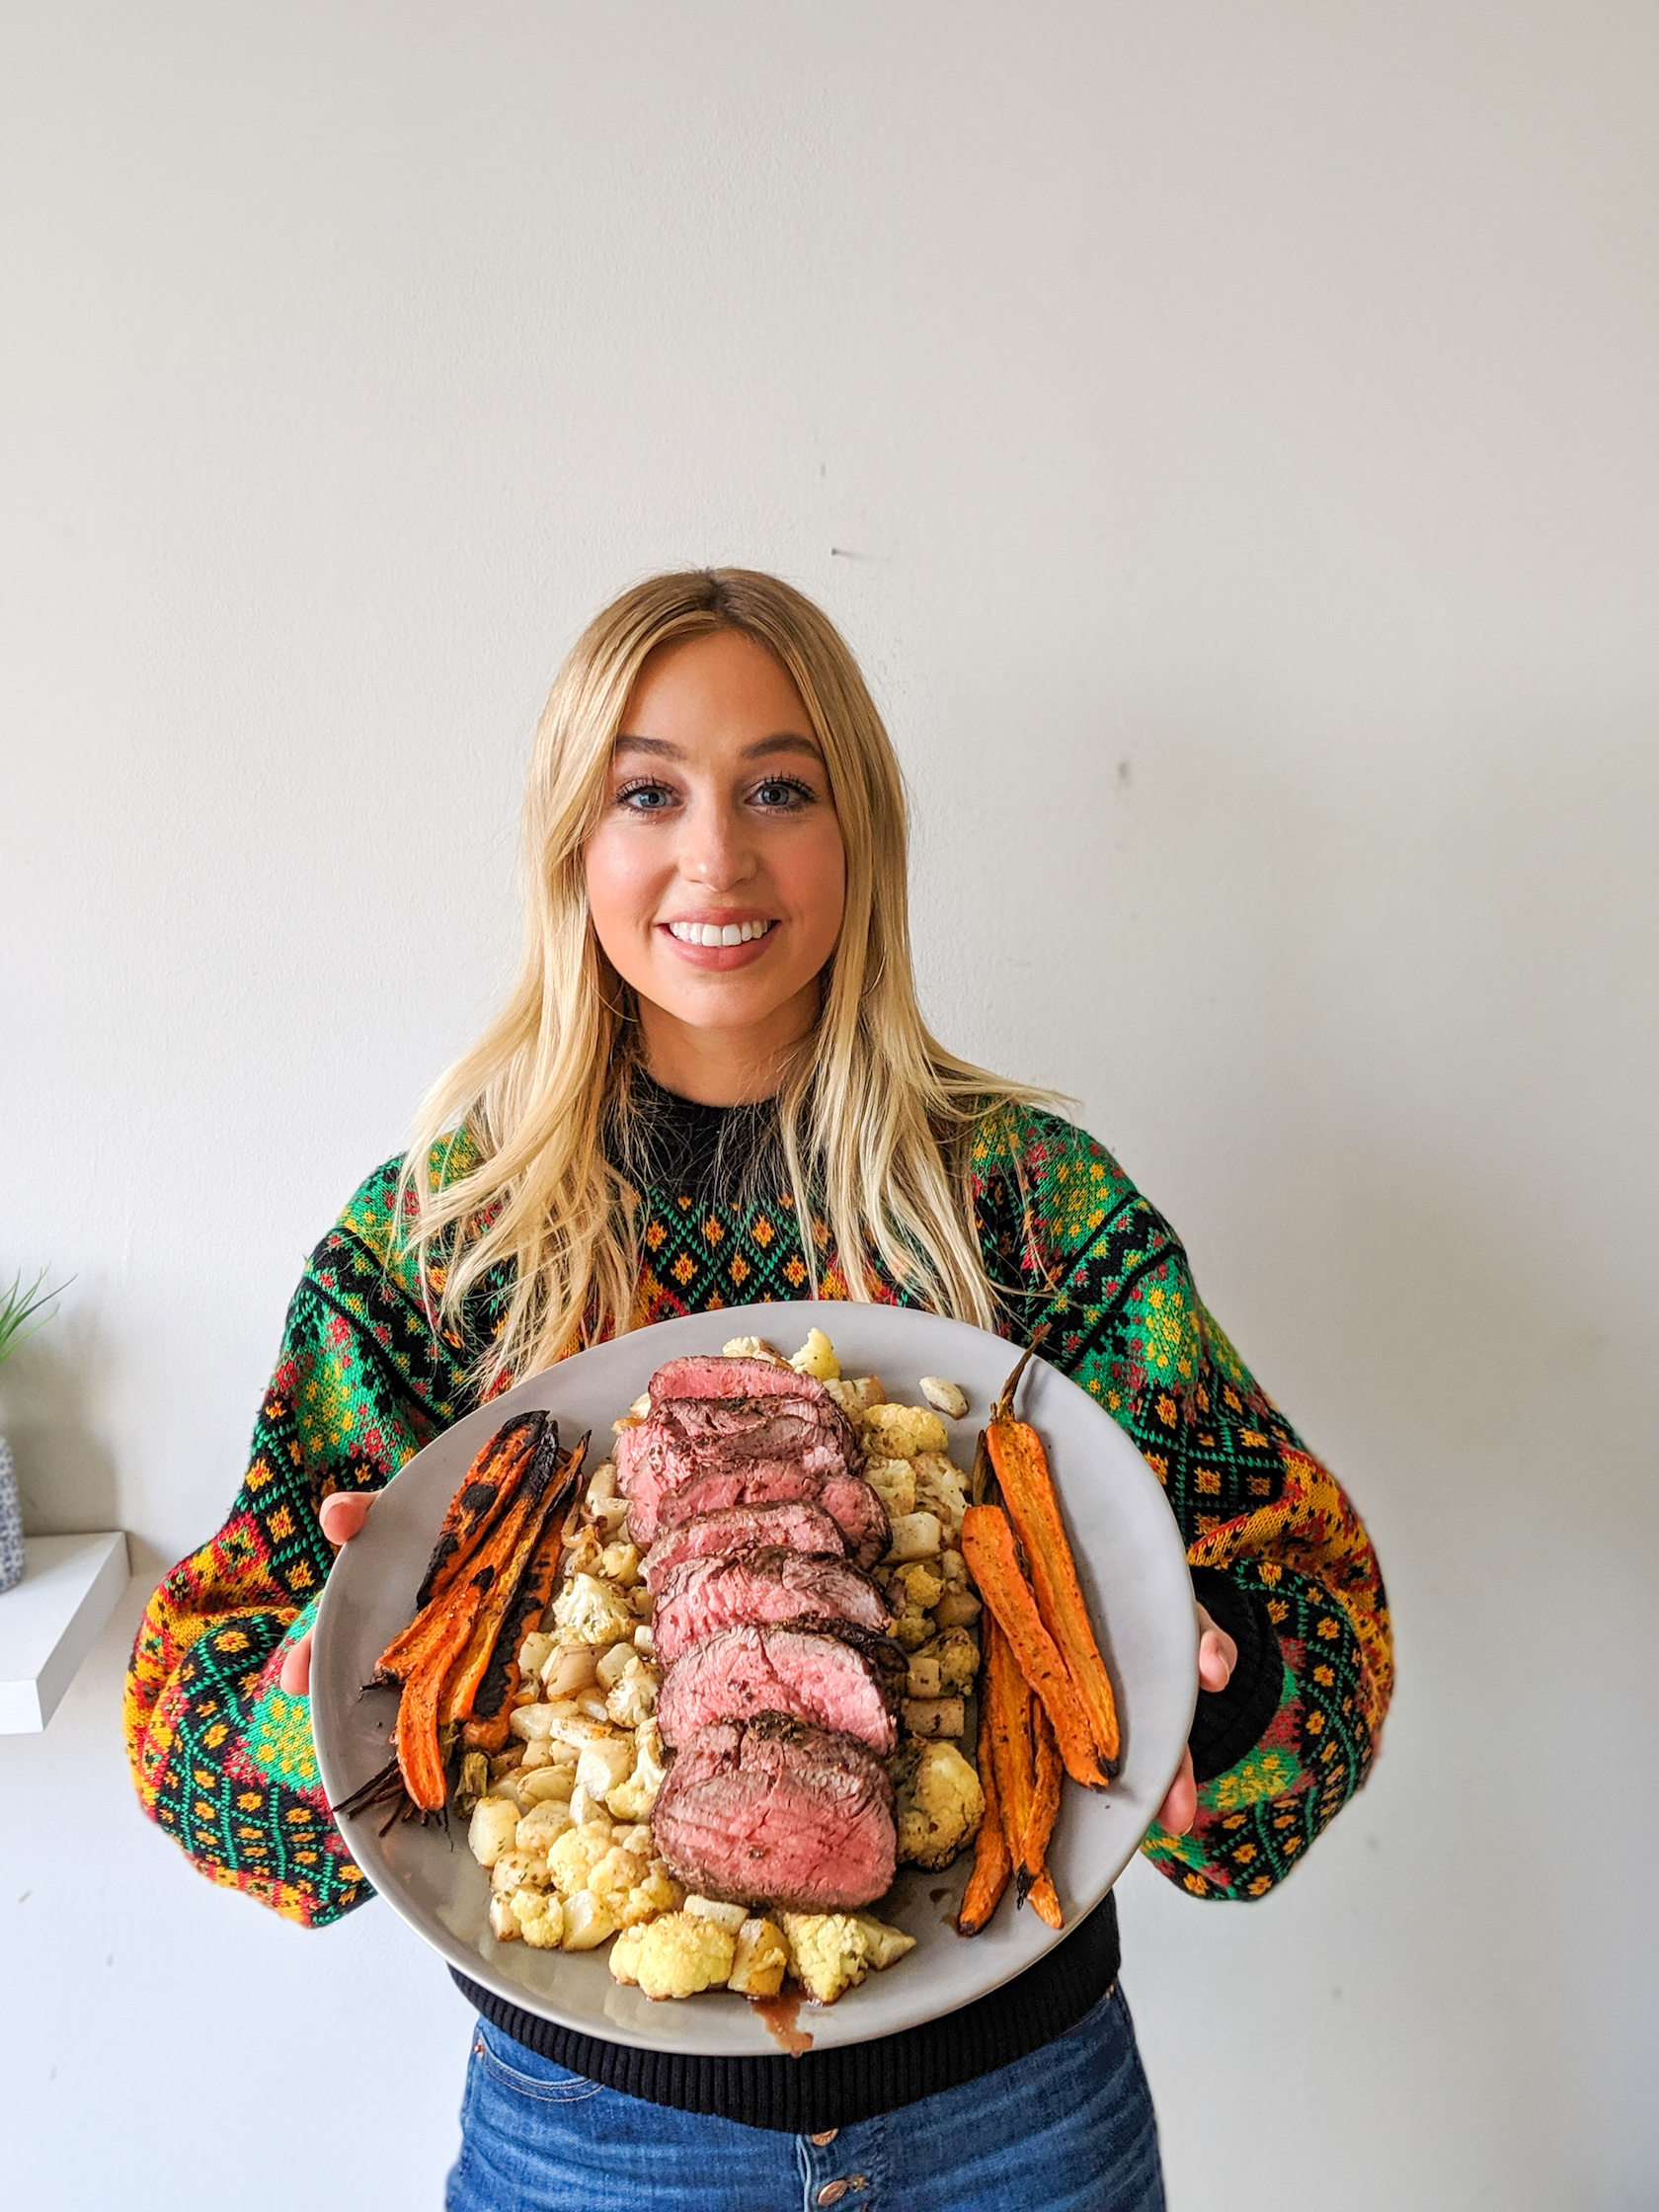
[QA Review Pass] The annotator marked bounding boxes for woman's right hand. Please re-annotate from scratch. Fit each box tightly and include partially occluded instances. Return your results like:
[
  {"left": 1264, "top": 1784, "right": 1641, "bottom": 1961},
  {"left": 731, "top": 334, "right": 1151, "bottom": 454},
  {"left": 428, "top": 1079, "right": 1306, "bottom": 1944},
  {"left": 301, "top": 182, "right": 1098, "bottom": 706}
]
[{"left": 276, "top": 1490, "right": 374, "bottom": 1695}]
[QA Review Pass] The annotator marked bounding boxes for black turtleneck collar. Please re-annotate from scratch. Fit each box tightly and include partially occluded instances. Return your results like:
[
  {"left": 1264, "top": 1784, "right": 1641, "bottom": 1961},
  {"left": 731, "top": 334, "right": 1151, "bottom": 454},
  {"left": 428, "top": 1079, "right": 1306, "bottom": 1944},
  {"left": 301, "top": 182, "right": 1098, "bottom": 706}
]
[{"left": 613, "top": 1068, "right": 785, "bottom": 1199}]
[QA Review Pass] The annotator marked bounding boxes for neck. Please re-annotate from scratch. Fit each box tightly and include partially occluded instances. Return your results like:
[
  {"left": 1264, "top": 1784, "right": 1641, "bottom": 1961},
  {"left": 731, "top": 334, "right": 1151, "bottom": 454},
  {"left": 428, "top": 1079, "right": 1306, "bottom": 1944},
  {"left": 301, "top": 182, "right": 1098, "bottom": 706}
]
[{"left": 634, "top": 985, "right": 817, "bottom": 1106}]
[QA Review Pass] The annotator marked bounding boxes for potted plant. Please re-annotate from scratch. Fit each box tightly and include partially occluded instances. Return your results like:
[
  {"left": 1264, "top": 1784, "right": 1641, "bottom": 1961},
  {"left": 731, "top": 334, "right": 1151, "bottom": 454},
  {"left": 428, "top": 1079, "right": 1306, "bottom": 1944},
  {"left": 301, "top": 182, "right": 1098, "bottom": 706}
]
[{"left": 0, "top": 1270, "right": 67, "bottom": 1595}]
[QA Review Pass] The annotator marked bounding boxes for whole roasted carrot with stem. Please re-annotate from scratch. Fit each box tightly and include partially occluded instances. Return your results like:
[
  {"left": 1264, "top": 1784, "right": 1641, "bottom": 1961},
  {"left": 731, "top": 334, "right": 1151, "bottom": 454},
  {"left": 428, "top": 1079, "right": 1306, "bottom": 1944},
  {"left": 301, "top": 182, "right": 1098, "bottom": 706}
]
[
  {"left": 986, "top": 1381, "right": 1121, "bottom": 1773},
  {"left": 961, "top": 1503, "right": 1109, "bottom": 1790}
]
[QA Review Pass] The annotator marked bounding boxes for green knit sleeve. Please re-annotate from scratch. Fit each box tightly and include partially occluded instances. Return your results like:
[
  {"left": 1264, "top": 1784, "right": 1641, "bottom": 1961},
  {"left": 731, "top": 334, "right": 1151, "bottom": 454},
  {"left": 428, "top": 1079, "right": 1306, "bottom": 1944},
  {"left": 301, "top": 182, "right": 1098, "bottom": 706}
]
[
  {"left": 971, "top": 1105, "right": 1393, "bottom": 1900},
  {"left": 122, "top": 1156, "right": 477, "bottom": 1926}
]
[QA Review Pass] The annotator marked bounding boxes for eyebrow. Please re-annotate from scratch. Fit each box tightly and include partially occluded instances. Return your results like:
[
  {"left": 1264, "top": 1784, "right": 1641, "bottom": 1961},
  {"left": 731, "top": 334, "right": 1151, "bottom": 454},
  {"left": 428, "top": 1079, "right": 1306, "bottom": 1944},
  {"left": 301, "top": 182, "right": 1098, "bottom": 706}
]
[{"left": 611, "top": 732, "right": 823, "bottom": 763}]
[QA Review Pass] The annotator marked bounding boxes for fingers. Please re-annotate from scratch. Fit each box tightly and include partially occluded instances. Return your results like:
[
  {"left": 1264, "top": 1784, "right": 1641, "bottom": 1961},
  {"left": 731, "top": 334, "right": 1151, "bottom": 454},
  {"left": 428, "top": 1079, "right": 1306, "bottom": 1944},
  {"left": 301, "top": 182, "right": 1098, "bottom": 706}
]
[
  {"left": 1157, "top": 1747, "right": 1197, "bottom": 1836},
  {"left": 1198, "top": 1625, "right": 1237, "bottom": 1693},
  {"left": 278, "top": 1629, "right": 313, "bottom": 1697},
  {"left": 1194, "top": 1603, "right": 1237, "bottom": 1693},
  {"left": 319, "top": 1490, "right": 372, "bottom": 1546}
]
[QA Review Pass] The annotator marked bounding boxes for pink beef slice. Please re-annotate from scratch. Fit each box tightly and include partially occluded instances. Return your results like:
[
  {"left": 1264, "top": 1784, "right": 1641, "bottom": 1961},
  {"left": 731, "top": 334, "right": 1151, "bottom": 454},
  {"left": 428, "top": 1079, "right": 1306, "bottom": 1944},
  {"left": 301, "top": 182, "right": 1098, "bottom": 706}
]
[
  {"left": 641, "top": 1501, "right": 848, "bottom": 1591},
  {"left": 650, "top": 1356, "right": 853, "bottom": 1438},
  {"left": 620, "top": 1444, "right": 826, "bottom": 1549},
  {"left": 658, "top": 1624, "right": 899, "bottom": 1754},
  {"left": 652, "top": 1547, "right": 893, "bottom": 1669},
  {"left": 652, "top": 1713, "right": 897, "bottom": 1911}
]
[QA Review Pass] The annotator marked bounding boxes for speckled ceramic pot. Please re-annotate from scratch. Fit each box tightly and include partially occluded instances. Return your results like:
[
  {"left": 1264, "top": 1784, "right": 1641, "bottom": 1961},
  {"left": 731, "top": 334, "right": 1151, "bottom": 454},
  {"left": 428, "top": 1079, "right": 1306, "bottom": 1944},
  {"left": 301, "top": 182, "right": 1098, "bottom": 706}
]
[{"left": 0, "top": 1436, "right": 24, "bottom": 1594}]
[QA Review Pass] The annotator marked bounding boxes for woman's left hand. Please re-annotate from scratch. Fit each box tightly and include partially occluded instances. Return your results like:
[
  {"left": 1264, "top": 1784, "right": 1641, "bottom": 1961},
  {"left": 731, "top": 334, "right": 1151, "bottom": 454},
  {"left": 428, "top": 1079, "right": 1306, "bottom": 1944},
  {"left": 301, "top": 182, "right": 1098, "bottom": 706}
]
[{"left": 1154, "top": 1605, "right": 1237, "bottom": 1835}]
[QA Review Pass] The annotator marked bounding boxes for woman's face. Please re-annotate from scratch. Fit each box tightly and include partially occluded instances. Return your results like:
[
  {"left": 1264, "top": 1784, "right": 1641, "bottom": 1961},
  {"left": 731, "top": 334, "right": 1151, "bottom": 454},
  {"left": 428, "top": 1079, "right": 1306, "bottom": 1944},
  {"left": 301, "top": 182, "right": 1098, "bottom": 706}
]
[{"left": 584, "top": 628, "right": 847, "bottom": 1102}]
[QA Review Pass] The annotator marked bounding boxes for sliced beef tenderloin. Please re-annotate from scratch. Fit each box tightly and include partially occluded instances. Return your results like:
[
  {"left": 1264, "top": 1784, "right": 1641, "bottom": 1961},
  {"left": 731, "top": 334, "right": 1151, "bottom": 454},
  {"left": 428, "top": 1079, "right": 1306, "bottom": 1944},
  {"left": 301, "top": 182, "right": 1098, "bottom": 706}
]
[
  {"left": 641, "top": 1500, "right": 848, "bottom": 1591},
  {"left": 653, "top": 1398, "right": 854, "bottom": 1475},
  {"left": 653, "top": 1547, "right": 893, "bottom": 1669},
  {"left": 812, "top": 1474, "right": 889, "bottom": 1571},
  {"left": 650, "top": 1353, "right": 855, "bottom": 1442},
  {"left": 652, "top": 1713, "right": 897, "bottom": 1911},
  {"left": 620, "top": 1448, "right": 826, "bottom": 1549},
  {"left": 658, "top": 1623, "right": 900, "bottom": 1754}
]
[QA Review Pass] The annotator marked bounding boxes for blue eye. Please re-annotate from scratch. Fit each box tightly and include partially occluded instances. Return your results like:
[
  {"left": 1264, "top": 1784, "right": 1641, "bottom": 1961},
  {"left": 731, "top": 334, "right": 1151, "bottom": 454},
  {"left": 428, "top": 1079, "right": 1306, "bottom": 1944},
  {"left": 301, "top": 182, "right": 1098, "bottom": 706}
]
[
  {"left": 618, "top": 780, "right": 674, "bottom": 812},
  {"left": 753, "top": 777, "right": 813, "bottom": 809}
]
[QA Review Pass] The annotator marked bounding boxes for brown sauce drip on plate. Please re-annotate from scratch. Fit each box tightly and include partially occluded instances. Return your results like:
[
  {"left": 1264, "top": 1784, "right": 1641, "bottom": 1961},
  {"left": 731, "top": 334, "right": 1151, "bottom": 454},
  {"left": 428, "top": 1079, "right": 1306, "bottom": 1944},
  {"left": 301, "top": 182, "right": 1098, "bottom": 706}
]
[{"left": 751, "top": 1988, "right": 813, "bottom": 2056}]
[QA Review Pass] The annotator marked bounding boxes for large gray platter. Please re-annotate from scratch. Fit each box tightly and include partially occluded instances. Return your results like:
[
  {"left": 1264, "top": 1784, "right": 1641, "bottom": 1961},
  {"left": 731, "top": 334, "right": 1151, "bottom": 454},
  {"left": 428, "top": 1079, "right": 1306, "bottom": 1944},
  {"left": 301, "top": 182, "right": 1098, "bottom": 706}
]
[{"left": 312, "top": 1301, "right": 1197, "bottom": 2057}]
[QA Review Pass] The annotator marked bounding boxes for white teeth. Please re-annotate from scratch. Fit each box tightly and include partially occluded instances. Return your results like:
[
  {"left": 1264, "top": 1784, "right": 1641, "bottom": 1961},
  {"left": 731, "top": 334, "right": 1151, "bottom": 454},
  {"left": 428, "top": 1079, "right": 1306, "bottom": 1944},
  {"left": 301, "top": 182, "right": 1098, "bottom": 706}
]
[{"left": 668, "top": 919, "right": 771, "bottom": 946}]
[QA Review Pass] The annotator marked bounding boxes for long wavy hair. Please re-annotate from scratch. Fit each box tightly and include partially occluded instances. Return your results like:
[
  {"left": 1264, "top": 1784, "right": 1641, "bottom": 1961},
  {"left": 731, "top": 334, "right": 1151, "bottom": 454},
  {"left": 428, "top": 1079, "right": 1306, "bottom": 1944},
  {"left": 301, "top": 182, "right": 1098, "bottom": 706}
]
[{"left": 400, "top": 568, "right": 1042, "bottom": 1390}]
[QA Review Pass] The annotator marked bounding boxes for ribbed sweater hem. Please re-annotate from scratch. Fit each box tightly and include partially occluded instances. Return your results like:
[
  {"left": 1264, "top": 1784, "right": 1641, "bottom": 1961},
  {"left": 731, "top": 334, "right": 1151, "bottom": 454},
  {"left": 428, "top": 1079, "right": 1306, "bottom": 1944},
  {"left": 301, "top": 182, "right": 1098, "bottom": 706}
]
[{"left": 450, "top": 1890, "right": 1119, "bottom": 2133}]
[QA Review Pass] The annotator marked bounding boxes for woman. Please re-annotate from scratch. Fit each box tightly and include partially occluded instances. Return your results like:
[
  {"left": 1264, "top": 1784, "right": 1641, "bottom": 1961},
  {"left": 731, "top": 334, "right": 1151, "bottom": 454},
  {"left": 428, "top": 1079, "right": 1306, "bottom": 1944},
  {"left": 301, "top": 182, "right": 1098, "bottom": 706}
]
[{"left": 125, "top": 570, "right": 1391, "bottom": 2211}]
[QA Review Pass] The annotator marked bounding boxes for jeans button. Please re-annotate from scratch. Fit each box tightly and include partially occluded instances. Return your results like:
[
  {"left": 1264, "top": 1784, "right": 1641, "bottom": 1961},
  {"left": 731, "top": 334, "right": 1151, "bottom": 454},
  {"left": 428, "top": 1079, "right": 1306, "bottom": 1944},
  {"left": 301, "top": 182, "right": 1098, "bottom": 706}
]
[{"left": 811, "top": 2129, "right": 838, "bottom": 2145}]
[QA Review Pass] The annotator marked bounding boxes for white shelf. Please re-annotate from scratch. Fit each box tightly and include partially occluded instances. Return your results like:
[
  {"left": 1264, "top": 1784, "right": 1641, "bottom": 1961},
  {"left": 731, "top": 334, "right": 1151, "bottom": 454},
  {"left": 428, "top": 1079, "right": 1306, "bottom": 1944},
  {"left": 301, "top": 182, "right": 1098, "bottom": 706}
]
[{"left": 0, "top": 1533, "right": 130, "bottom": 1732}]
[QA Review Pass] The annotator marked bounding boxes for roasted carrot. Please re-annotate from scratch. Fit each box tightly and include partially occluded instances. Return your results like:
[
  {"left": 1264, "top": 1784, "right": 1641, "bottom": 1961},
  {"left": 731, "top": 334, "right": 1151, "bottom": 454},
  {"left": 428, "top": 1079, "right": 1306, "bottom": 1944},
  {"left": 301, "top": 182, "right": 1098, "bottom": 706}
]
[
  {"left": 982, "top": 1616, "right": 1034, "bottom": 1870},
  {"left": 459, "top": 1507, "right": 569, "bottom": 1754},
  {"left": 414, "top": 1412, "right": 547, "bottom": 1609},
  {"left": 961, "top": 1504, "right": 1108, "bottom": 1790},
  {"left": 987, "top": 1411, "right": 1120, "bottom": 1771},
  {"left": 1027, "top": 1868, "right": 1064, "bottom": 1931},
  {"left": 376, "top": 1413, "right": 550, "bottom": 1684},
  {"left": 443, "top": 1433, "right": 583, "bottom": 1727},
  {"left": 1017, "top": 1700, "right": 1064, "bottom": 1906},
  {"left": 957, "top": 1701, "right": 1011, "bottom": 1936},
  {"left": 393, "top": 1576, "right": 491, "bottom": 1809}
]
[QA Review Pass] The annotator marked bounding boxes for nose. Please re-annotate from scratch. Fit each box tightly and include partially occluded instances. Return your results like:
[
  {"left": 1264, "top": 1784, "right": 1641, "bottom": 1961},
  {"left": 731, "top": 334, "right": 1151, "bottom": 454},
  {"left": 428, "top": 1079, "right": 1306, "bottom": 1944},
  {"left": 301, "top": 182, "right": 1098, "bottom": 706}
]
[{"left": 679, "top": 790, "right": 756, "bottom": 894}]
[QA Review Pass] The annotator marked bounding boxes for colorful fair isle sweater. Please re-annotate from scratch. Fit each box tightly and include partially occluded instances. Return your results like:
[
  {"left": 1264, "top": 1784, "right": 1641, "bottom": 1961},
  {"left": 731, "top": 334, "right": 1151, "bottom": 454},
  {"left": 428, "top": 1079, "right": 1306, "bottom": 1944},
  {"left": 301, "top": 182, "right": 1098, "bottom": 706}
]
[{"left": 125, "top": 1098, "right": 1390, "bottom": 1955}]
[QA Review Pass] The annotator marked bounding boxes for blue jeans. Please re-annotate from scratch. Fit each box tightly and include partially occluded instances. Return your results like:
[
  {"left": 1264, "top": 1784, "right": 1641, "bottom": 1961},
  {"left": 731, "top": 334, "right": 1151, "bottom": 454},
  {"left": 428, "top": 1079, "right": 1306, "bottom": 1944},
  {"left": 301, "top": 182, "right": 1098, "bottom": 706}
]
[{"left": 445, "top": 1983, "right": 1165, "bottom": 2211}]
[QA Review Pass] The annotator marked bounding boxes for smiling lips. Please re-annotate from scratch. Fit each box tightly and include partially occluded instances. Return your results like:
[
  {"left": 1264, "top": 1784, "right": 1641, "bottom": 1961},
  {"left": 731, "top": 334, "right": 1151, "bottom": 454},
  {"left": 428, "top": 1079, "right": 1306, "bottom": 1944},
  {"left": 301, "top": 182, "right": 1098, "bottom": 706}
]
[{"left": 666, "top": 918, "right": 775, "bottom": 947}]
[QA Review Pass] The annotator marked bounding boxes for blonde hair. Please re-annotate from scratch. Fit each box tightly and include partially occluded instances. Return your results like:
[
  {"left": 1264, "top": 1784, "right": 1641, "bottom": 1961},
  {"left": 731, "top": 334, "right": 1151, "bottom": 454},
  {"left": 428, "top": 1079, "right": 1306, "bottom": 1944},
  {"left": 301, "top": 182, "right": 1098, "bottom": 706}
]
[{"left": 401, "top": 567, "right": 1042, "bottom": 1389}]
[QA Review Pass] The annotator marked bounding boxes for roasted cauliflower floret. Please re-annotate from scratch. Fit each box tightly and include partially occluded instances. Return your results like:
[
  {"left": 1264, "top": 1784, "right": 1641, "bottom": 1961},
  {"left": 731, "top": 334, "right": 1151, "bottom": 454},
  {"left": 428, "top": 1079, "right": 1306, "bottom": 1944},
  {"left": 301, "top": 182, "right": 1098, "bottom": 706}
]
[
  {"left": 790, "top": 1327, "right": 840, "bottom": 1381},
  {"left": 619, "top": 1859, "right": 685, "bottom": 1927},
  {"left": 862, "top": 1402, "right": 948, "bottom": 1461},
  {"left": 927, "top": 1624, "right": 981, "bottom": 1695},
  {"left": 911, "top": 1452, "right": 970, "bottom": 1534},
  {"left": 604, "top": 1654, "right": 659, "bottom": 1728},
  {"left": 863, "top": 1457, "right": 917, "bottom": 1520},
  {"left": 507, "top": 1888, "right": 566, "bottom": 1949},
  {"left": 895, "top": 1739, "right": 986, "bottom": 1869},
  {"left": 546, "top": 1821, "right": 618, "bottom": 1900},
  {"left": 609, "top": 1912, "right": 737, "bottom": 2000},
  {"left": 606, "top": 1719, "right": 667, "bottom": 1821},
  {"left": 778, "top": 1913, "right": 870, "bottom": 2005},
  {"left": 552, "top": 1571, "right": 636, "bottom": 1646},
  {"left": 777, "top": 1911, "right": 910, "bottom": 2003}
]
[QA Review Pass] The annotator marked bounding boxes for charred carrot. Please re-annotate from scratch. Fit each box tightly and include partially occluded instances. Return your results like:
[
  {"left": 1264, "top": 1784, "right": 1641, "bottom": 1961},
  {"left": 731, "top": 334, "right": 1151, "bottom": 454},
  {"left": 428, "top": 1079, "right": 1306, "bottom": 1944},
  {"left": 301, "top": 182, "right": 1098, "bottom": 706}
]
[
  {"left": 961, "top": 1504, "right": 1108, "bottom": 1790},
  {"left": 459, "top": 1507, "right": 569, "bottom": 1753},
  {"left": 957, "top": 1712, "right": 1011, "bottom": 1936},
  {"left": 414, "top": 1412, "right": 547, "bottom": 1609},
  {"left": 443, "top": 1433, "right": 583, "bottom": 1727},
  {"left": 987, "top": 1410, "right": 1120, "bottom": 1771},
  {"left": 376, "top": 1414, "right": 550, "bottom": 1684}
]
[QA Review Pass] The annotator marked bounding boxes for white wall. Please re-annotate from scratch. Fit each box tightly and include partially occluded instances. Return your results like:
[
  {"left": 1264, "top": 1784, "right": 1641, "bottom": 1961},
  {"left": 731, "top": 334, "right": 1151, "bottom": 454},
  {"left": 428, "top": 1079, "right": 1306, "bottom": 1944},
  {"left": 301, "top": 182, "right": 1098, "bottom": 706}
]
[{"left": 3, "top": 5, "right": 1655, "bottom": 2205}]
